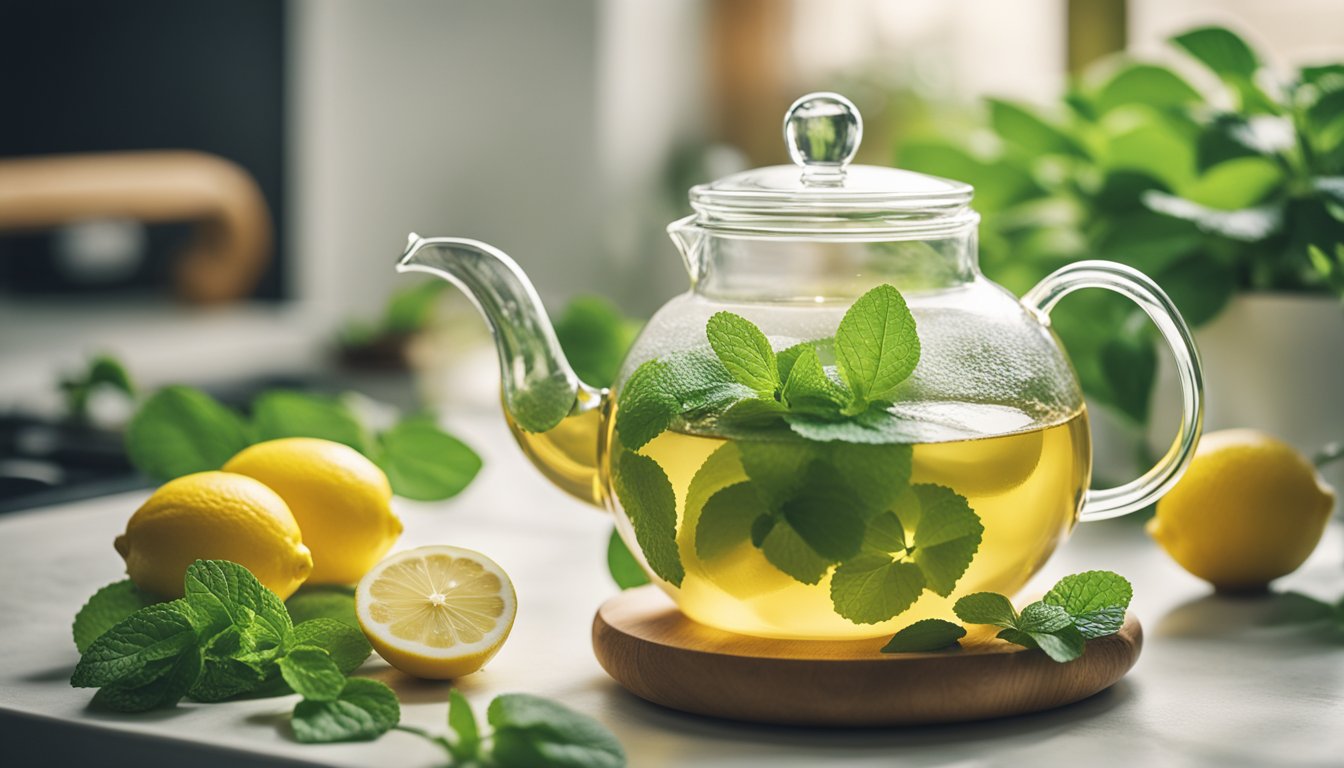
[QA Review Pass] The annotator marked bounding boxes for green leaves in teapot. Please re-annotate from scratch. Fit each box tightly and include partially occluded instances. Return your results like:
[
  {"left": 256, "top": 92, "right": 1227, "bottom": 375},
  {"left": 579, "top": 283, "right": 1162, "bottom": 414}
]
[{"left": 610, "top": 283, "right": 984, "bottom": 626}]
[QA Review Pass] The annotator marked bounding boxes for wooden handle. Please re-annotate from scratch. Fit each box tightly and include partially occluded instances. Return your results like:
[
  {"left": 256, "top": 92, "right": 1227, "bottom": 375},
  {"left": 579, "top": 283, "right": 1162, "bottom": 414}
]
[{"left": 0, "top": 151, "right": 272, "bottom": 304}]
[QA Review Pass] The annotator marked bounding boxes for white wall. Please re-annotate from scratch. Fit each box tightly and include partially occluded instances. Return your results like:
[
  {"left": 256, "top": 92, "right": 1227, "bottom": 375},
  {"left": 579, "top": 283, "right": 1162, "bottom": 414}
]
[{"left": 290, "top": 0, "right": 707, "bottom": 325}]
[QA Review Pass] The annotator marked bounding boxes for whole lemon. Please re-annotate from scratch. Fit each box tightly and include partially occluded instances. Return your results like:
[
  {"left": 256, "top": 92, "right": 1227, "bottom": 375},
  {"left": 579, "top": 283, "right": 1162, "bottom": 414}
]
[
  {"left": 114, "top": 471, "right": 313, "bottom": 599},
  {"left": 223, "top": 438, "right": 402, "bottom": 585},
  {"left": 1149, "top": 429, "right": 1335, "bottom": 591}
]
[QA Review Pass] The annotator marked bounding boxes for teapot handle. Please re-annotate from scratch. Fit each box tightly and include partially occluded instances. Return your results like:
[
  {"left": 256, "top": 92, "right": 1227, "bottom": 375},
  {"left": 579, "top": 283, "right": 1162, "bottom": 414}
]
[{"left": 1022, "top": 260, "right": 1205, "bottom": 522}]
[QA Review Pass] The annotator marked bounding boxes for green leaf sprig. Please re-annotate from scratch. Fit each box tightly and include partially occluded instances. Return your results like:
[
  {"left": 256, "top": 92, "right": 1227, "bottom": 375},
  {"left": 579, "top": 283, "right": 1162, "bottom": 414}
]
[
  {"left": 615, "top": 284, "right": 921, "bottom": 451},
  {"left": 880, "top": 571, "right": 1134, "bottom": 662},
  {"left": 610, "top": 284, "right": 983, "bottom": 624},
  {"left": 70, "top": 560, "right": 381, "bottom": 727},
  {"left": 398, "top": 689, "right": 627, "bottom": 768},
  {"left": 900, "top": 24, "right": 1344, "bottom": 427},
  {"left": 125, "top": 386, "right": 481, "bottom": 502}
]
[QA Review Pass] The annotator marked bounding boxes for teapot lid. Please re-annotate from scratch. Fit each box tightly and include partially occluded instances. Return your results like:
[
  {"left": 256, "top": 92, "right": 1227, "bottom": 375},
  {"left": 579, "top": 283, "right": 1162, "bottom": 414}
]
[{"left": 689, "top": 93, "right": 974, "bottom": 234}]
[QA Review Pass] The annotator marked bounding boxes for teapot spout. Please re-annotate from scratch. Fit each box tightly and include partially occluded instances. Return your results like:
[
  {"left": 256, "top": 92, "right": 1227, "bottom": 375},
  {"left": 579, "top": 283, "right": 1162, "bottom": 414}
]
[{"left": 397, "top": 235, "right": 606, "bottom": 486}]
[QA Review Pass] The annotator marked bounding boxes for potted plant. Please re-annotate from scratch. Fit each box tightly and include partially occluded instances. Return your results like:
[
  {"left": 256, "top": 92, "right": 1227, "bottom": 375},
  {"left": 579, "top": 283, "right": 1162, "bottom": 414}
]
[{"left": 897, "top": 26, "right": 1344, "bottom": 493}]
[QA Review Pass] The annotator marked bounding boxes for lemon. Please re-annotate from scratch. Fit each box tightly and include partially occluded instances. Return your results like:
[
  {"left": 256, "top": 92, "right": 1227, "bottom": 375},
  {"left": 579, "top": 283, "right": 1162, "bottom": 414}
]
[
  {"left": 223, "top": 438, "right": 402, "bottom": 585},
  {"left": 114, "top": 471, "right": 313, "bottom": 599},
  {"left": 355, "top": 546, "right": 516, "bottom": 679},
  {"left": 1148, "top": 429, "right": 1336, "bottom": 591}
]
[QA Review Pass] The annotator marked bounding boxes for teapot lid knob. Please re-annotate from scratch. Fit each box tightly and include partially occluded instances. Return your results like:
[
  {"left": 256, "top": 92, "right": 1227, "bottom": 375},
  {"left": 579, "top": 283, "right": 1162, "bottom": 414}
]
[{"left": 783, "top": 92, "right": 863, "bottom": 186}]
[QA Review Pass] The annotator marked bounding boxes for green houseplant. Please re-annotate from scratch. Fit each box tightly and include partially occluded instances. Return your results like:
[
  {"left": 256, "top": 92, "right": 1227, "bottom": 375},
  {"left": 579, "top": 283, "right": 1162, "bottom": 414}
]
[{"left": 897, "top": 25, "right": 1344, "bottom": 430}]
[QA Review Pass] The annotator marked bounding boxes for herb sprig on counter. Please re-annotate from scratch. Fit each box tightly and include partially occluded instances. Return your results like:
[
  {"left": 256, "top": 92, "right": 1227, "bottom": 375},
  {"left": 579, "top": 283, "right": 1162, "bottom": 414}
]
[
  {"left": 880, "top": 571, "right": 1134, "bottom": 662},
  {"left": 125, "top": 386, "right": 480, "bottom": 502}
]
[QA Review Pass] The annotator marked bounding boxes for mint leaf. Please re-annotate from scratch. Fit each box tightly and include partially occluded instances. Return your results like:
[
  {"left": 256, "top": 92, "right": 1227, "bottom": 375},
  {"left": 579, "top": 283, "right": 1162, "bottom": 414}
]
[
  {"left": 830, "top": 555, "right": 925, "bottom": 624},
  {"left": 72, "top": 601, "right": 199, "bottom": 689},
  {"left": 286, "top": 586, "right": 358, "bottom": 628},
  {"left": 1042, "top": 571, "right": 1133, "bottom": 639},
  {"left": 683, "top": 443, "right": 746, "bottom": 527},
  {"left": 447, "top": 688, "right": 481, "bottom": 761},
  {"left": 706, "top": 311, "right": 780, "bottom": 396},
  {"left": 780, "top": 467, "right": 865, "bottom": 560},
  {"left": 375, "top": 417, "right": 482, "bottom": 501},
  {"left": 73, "top": 580, "right": 157, "bottom": 654},
  {"left": 880, "top": 619, "right": 966, "bottom": 653},
  {"left": 278, "top": 648, "right": 346, "bottom": 702},
  {"left": 1017, "top": 602, "right": 1073, "bottom": 633},
  {"left": 696, "top": 483, "right": 769, "bottom": 561},
  {"left": 1001, "top": 623, "right": 1087, "bottom": 663},
  {"left": 612, "top": 451, "right": 683, "bottom": 586},
  {"left": 784, "top": 407, "right": 919, "bottom": 444},
  {"left": 908, "top": 484, "right": 982, "bottom": 596},
  {"left": 718, "top": 397, "right": 788, "bottom": 428},
  {"left": 1171, "top": 26, "right": 1259, "bottom": 80},
  {"left": 91, "top": 644, "right": 203, "bottom": 713},
  {"left": 288, "top": 619, "right": 372, "bottom": 674},
  {"left": 554, "top": 295, "right": 642, "bottom": 388},
  {"left": 510, "top": 374, "right": 578, "bottom": 434},
  {"left": 615, "top": 360, "right": 678, "bottom": 451},
  {"left": 860, "top": 511, "right": 906, "bottom": 555},
  {"left": 830, "top": 442, "right": 912, "bottom": 512},
  {"left": 954, "top": 592, "right": 1018, "bottom": 627},
  {"left": 750, "top": 515, "right": 776, "bottom": 547},
  {"left": 606, "top": 528, "right": 651, "bottom": 590},
  {"left": 737, "top": 441, "right": 813, "bottom": 509},
  {"left": 780, "top": 346, "right": 848, "bottom": 412},
  {"left": 760, "top": 522, "right": 831, "bottom": 584},
  {"left": 190, "top": 654, "right": 267, "bottom": 702},
  {"left": 292, "top": 677, "right": 401, "bottom": 743},
  {"left": 125, "top": 386, "right": 251, "bottom": 481},
  {"left": 487, "top": 693, "right": 626, "bottom": 768},
  {"left": 251, "top": 391, "right": 369, "bottom": 452},
  {"left": 183, "top": 560, "right": 291, "bottom": 646},
  {"left": 834, "top": 284, "right": 920, "bottom": 410}
]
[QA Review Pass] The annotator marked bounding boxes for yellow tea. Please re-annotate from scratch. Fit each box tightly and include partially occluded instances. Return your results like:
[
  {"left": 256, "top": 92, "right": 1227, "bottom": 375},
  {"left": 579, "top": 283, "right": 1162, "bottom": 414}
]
[{"left": 603, "top": 403, "right": 1090, "bottom": 639}]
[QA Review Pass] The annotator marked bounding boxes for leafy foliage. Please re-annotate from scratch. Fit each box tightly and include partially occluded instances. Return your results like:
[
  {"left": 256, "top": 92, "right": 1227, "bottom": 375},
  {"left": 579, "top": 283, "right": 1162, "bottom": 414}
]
[
  {"left": 125, "top": 386, "right": 479, "bottom": 501},
  {"left": 897, "top": 25, "right": 1344, "bottom": 424}
]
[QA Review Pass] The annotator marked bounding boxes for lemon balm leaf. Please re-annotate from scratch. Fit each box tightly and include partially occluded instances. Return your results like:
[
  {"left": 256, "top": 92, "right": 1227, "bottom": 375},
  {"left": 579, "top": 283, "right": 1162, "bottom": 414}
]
[
  {"left": 447, "top": 689, "right": 481, "bottom": 760},
  {"left": 291, "top": 678, "right": 401, "bottom": 743},
  {"left": 487, "top": 693, "right": 626, "bottom": 768},
  {"left": 375, "top": 418, "right": 482, "bottom": 501},
  {"left": 1043, "top": 570, "right": 1133, "bottom": 638},
  {"left": 72, "top": 601, "right": 199, "bottom": 689},
  {"left": 830, "top": 555, "right": 925, "bottom": 624},
  {"left": 278, "top": 648, "right": 346, "bottom": 702},
  {"left": 605, "top": 528, "right": 651, "bottom": 590},
  {"left": 780, "top": 345, "right": 849, "bottom": 412},
  {"left": 696, "top": 483, "right": 770, "bottom": 561},
  {"left": 908, "top": 484, "right": 983, "bottom": 597},
  {"left": 954, "top": 592, "right": 1018, "bottom": 628},
  {"left": 706, "top": 311, "right": 780, "bottom": 396},
  {"left": 834, "top": 284, "right": 920, "bottom": 409},
  {"left": 760, "top": 522, "right": 831, "bottom": 584},
  {"left": 252, "top": 390, "right": 370, "bottom": 453},
  {"left": 880, "top": 619, "right": 966, "bottom": 653},
  {"left": 288, "top": 619, "right": 372, "bottom": 674},
  {"left": 614, "top": 360, "right": 679, "bottom": 451},
  {"left": 184, "top": 560, "right": 292, "bottom": 646},
  {"left": 611, "top": 451, "right": 684, "bottom": 586},
  {"left": 73, "top": 580, "right": 157, "bottom": 654},
  {"left": 91, "top": 643, "right": 204, "bottom": 713},
  {"left": 125, "top": 386, "right": 252, "bottom": 481},
  {"left": 286, "top": 586, "right": 358, "bottom": 628},
  {"left": 1017, "top": 602, "right": 1074, "bottom": 633}
]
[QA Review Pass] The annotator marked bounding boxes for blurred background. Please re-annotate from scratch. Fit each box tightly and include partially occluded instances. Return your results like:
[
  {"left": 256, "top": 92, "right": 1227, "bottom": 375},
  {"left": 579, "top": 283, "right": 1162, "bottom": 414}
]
[{"left": 2, "top": 0, "right": 1342, "bottom": 510}]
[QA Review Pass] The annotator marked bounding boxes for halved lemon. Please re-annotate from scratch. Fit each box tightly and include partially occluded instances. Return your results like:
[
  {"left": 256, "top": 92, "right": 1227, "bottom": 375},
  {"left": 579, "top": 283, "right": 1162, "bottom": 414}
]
[{"left": 355, "top": 545, "right": 517, "bottom": 679}]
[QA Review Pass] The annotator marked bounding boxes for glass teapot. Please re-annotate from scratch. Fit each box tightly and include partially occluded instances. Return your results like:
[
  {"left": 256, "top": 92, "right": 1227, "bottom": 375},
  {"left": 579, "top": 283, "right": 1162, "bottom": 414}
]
[{"left": 397, "top": 93, "right": 1203, "bottom": 640}]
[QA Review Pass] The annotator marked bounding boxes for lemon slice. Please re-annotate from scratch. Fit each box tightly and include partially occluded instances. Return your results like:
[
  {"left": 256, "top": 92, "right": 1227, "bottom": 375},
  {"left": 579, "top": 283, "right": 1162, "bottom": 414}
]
[{"left": 355, "top": 545, "right": 517, "bottom": 679}]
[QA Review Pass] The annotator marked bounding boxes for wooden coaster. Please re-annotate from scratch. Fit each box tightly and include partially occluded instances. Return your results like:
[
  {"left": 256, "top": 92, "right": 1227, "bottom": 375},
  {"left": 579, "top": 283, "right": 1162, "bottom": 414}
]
[{"left": 592, "top": 585, "right": 1142, "bottom": 726}]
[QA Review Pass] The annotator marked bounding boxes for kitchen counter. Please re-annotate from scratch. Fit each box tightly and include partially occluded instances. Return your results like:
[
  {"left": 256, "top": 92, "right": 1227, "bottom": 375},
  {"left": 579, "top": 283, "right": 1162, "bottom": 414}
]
[{"left": 1, "top": 411, "right": 1342, "bottom": 767}]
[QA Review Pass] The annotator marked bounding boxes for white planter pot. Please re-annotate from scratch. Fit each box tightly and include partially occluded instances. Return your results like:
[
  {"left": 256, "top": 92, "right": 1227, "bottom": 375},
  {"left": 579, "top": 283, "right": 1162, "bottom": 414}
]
[{"left": 1142, "top": 294, "right": 1344, "bottom": 503}]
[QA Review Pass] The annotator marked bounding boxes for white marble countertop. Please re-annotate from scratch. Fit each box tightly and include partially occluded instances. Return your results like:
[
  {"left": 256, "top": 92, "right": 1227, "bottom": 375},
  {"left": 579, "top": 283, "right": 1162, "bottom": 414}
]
[{"left": 1, "top": 411, "right": 1342, "bottom": 767}]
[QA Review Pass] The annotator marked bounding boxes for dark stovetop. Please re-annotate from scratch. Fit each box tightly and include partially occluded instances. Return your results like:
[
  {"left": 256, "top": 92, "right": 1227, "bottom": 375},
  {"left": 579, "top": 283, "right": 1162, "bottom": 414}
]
[{"left": 0, "top": 373, "right": 407, "bottom": 514}]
